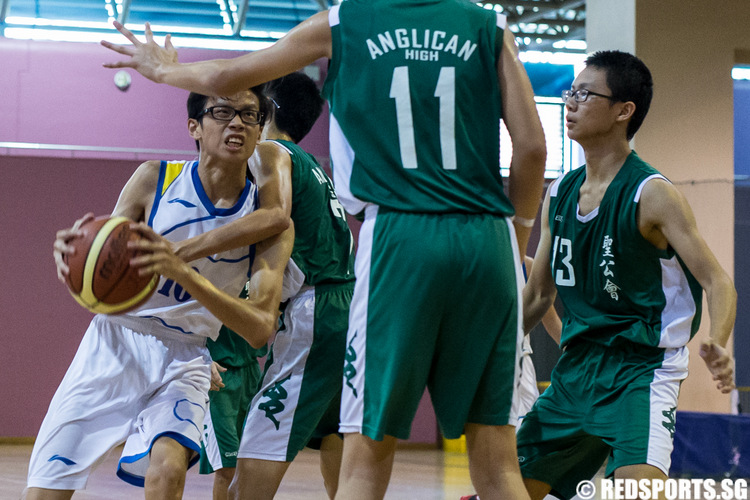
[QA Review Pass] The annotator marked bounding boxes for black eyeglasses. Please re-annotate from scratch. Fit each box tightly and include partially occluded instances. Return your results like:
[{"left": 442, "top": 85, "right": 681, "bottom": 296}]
[
  {"left": 198, "top": 106, "right": 263, "bottom": 125},
  {"left": 562, "top": 89, "right": 617, "bottom": 103}
]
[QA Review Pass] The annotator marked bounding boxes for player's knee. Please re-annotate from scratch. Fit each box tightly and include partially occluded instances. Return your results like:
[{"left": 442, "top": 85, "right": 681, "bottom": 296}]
[
  {"left": 154, "top": 459, "right": 186, "bottom": 482},
  {"left": 146, "top": 452, "right": 189, "bottom": 494}
]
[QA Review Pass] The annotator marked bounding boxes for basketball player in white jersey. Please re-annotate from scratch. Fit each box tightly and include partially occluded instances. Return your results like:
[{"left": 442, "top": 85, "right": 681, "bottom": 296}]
[{"left": 28, "top": 86, "right": 292, "bottom": 500}]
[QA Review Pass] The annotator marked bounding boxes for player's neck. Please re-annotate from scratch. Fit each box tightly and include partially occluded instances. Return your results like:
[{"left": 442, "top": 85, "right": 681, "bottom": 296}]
[
  {"left": 262, "top": 123, "right": 294, "bottom": 143},
  {"left": 197, "top": 158, "right": 248, "bottom": 207},
  {"left": 582, "top": 139, "right": 632, "bottom": 184}
]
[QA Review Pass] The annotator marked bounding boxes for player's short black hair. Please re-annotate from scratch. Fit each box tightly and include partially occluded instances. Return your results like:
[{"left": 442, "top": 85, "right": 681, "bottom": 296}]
[
  {"left": 186, "top": 86, "right": 269, "bottom": 151},
  {"left": 585, "top": 50, "right": 653, "bottom": 140},
  {"left": 263, "top": 71, "right": 324, "bottom": 144}
]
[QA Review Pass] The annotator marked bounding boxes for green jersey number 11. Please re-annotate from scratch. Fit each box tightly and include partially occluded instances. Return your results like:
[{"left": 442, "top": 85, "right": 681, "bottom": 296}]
[{"left": 389, "top": 66, "right": 457, "bottom": 171}]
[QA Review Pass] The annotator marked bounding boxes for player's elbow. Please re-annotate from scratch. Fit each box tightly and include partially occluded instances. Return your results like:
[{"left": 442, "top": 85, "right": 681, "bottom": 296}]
[
  {"left": 242, "top": 311, "right": 278, "bottom": 349},
  {"left": 514, "top": 140, "right": 547, "bottom": 174},
  {"left": 210, "top": 66, "right": 247, "bottom": 96},
  {"left": 268, "top": 209, "right": 291, "bottom": 235}
]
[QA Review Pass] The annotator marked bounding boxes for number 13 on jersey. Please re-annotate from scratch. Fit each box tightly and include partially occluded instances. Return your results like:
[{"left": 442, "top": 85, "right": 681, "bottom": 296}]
[{"left": 552, "top": 236, "right": 576, "bottom": 286}]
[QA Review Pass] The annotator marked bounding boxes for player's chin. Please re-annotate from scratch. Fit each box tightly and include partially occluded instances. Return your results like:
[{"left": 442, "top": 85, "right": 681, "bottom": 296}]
[{"left": 220, "top": 147, "right": 252, "bottom": 160}]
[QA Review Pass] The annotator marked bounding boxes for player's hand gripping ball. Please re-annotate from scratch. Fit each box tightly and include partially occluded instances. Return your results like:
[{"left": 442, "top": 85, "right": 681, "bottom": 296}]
[{"left": 63, "top": 216, "right": 159, "bottom": 314}]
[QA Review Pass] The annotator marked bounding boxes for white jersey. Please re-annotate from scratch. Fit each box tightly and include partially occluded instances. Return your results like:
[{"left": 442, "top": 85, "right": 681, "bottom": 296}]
[{"left": 114, "top": 160, "right": 257, "bottom": 342}]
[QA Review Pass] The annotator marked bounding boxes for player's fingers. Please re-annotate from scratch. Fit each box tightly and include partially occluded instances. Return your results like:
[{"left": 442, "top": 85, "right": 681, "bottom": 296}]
[
  {"left": 54, "top": 234, "right": 73, "bottom": 252},
  {"left": 72, "top": 213, "right": 94, "bottom": 229},
  {"left": 100, "top": 41, "right": 136, "bottom": 57},
  {"left": 718, "top": 380, "right": 735, "bottom": 393},
  {"left": 135, "top": 264, "right": 158, "bottom": 277},
  {"left": 53, "top": 247, "right": 69, "bottom": 264},
  {"left": 129, "top": 253, "right": 152, "bottom": 268},
  {"left": 55, "top": 259, "right": 70, "bottom": 283},
  {"left": 710, "top": 357, "right": 728, "bottom": 370},
  {"left": 716, "top": 363, "right": 734, "bottom": 376},
  {"left": 144, "top": 22, "right": 154, "bottom": 43},
  {"left": 102, "top": 60, "right": 136, "bottom": 69},
  {"left": 164, "top": 34, "right": 174, "bottom": 51},
  {"left": 128, "top": 222, "right": 160, "bottom": 241},
  {"left": 112, "top": 20, "right": 141, "bottom": 45},
  {"left": 56, "top": 225, "right": 83, "bottom": 243}
]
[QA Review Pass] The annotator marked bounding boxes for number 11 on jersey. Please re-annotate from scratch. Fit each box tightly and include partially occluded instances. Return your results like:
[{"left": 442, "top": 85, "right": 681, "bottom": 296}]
[{"left": 390, "top": 66, "right": 457, "bottom": 171}]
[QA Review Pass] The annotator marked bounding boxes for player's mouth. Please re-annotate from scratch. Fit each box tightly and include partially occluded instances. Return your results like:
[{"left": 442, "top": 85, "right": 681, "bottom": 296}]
[{"left": 225, "top": 135, "right": 245, "bottom": 150}]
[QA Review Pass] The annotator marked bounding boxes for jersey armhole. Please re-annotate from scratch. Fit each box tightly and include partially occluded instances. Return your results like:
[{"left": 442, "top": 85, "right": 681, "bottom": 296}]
[
  {"left": 548, "top": 172, "right": 569, "bottom": 198},
  {"left": 321, "top": 6, "right": 341, "bottom": 101},
  {"left": 633, "top": 174, "right": 669, "bottom": 203}
]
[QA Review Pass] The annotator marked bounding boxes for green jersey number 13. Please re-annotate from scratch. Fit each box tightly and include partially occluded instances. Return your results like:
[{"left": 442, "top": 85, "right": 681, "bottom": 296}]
[{"left": 390, "top": 66, "right": 456, "bottom": 171}]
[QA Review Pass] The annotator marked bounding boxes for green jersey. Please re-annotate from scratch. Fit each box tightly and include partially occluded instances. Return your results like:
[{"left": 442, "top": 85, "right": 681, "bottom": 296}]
[
  {"left": 270, "top": 139, "right": 355, "bottom": 286},
  {"left": 322, "top": 0, "right": 515, "bottom": 216},
  {"left": 548, "top": 151, "right": 703, "bottom": 348}
]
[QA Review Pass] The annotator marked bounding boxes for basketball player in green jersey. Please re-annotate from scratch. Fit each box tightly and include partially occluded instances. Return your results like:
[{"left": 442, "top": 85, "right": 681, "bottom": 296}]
[
  {"left": 102, "top": 2, "right": 547, "bottom": 498},
  {"left": 519, "top": 51, "right": 736, "bottom": 500},
  {"left": 199, "top": 282, "right": 268, "bottom": 500},
  {"left": 229, "top": 72, "right": 354, "bottom": 499}
]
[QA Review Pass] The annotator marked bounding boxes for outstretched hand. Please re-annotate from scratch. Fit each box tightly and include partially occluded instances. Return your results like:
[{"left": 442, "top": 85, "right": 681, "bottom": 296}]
[
  {"left": 699, "top": 339, "right": 735, "bottom": 394},
  {"left": 101, "top": 21, "right": 177, "bottom": 83},
  {"left": 53, "top": 212, "right": 95, "bottom": 283}
]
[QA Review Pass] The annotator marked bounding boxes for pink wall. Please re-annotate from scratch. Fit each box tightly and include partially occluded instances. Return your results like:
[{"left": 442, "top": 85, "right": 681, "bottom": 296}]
[
  {"left": 1, "top": 156, "right": 137, "bottom": 436},
  {"left": 0, "top": 37, "right": 436, "bottom": 444},
  {"left": 0, "top": 37, "right": 329, "bottom": 160}
]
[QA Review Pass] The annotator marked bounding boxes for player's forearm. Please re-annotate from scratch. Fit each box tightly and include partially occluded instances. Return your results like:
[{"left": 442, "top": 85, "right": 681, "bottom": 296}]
[
  {"left": 507, "top": 148, "right": 546, "bottom": 256},
  {"left": 174, "top": 267, "right": 276, "bottom": 348},
  {"left": 150, "top": 57, "right": 244, "bottom": 96},
  {"left": 540, "top": 306, "right": 562, "bottom": 345},
  {"left": 173, "top": 208, "right": 290, "bottom": 262},
  {"left": 508, "top": 146, "right": 546, "bottom": 219},
  {"left": 705, "top": 272, "right": 737, "bottom": 348},
  {"left": 523, "top": 283, "right": 556, "bottom": 335},
  {"left": 159, "top": 20, "right": 329, "bottom": 96}
]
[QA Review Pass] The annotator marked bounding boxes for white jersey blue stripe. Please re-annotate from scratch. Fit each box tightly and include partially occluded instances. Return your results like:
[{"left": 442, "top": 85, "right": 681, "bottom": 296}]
[{"left": 117, "top": 160, "right": 257, "bottom": 341}]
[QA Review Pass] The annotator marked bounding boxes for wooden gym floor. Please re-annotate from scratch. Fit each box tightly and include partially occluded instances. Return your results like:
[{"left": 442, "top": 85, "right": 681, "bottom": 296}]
[{"left": 0, "top": 443, "right": 477, "bottom": 499}]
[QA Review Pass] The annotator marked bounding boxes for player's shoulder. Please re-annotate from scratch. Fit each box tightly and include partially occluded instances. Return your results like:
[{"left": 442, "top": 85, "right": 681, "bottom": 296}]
[
  {"left": 548, "top": 168, "right": 580, "bottom": 198},
  {"left": 257, "top": 140, "right": 293, "bottom": 158},
  {"left": 249, "top": 141, "right": 294, "bottom": 178},
  {"left": 128, "top": 159, "right": 164, "bottom": 186}
]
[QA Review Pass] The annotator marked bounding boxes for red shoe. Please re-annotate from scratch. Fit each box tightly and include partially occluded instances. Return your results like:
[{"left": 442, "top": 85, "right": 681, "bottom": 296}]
[{"left": 459, "top": 496, "right": 479, "bottom": 500}]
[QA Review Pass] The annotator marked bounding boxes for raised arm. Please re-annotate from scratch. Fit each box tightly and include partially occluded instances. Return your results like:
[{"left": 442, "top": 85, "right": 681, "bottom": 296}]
[
  {"left": 639, "top": 178, "right": 736, "bottom": 393},
  {"left": 497, "top": 27, "right": 547, "bottom": 259},
  {"left": 173, "top": 142, "right": 293, "bottom": 262},
  {"left": 101, "top": 12, "right": 332, "bottom": 96}
]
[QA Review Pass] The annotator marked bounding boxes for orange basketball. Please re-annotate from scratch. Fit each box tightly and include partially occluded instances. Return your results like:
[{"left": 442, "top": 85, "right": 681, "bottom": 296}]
[{"left": 63, "top": 216, "right": 159, "bottom": 314}]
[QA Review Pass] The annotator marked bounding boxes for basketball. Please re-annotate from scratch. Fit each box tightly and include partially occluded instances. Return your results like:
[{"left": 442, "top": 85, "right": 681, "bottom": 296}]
[{"left": 64, "top": 216, "right": 159, "bottom": 314}]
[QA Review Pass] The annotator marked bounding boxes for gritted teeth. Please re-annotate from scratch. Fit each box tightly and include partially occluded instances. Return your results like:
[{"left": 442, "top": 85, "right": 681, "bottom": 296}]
[{"left": 226, "top": 136, "right": 244, "bottom": 146}]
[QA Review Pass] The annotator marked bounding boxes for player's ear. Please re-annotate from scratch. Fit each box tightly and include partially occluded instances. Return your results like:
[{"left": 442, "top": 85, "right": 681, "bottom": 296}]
[
  {"left": 616, "top": 101, "right": 636, "bottom": 123},
  {"left": 188, "top": 118, "right": 202, "bottom": 140}
]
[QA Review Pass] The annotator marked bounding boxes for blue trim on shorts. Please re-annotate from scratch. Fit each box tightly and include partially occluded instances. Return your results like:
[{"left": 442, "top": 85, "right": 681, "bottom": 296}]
[{"left": 116, "top": 431, "right": 202, "bottom": 487}]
